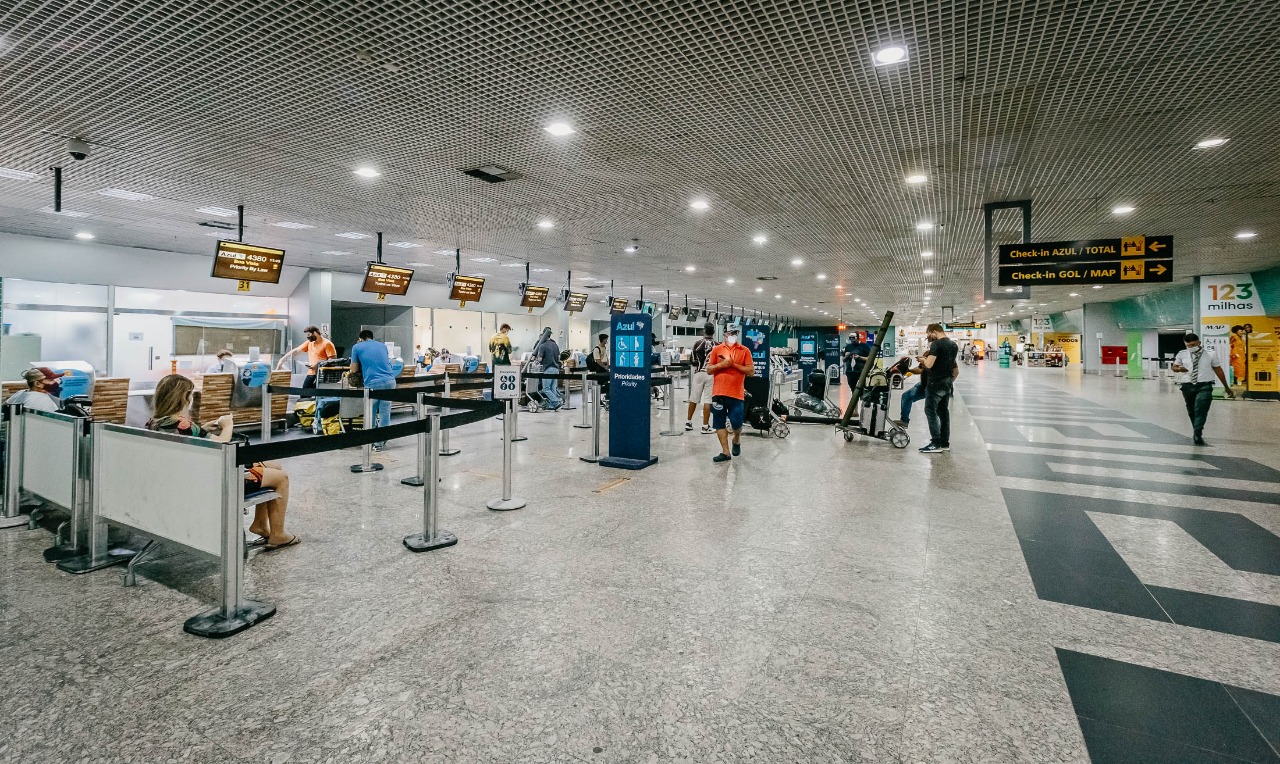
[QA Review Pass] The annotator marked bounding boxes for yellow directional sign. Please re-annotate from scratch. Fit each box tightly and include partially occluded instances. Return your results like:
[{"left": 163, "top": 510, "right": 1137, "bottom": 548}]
[
  {"left": 1121, "top": 236, "right": 1145, "bottom": 257},
  {"left": 1121, "top": 261, "right": 1145, "bottom": 280}
]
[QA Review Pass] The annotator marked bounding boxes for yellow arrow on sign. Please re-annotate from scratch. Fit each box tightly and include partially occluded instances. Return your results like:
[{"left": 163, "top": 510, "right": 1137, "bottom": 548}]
[
  {"left": 1150, "top": 263, "right": 1167, "bottom": 275},
  {"left": 1149, "top": 241, "right": 1166, "bottom": 252}
]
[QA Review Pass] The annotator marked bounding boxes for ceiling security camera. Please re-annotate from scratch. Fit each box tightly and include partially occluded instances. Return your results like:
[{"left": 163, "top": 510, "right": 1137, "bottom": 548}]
[{"left": 68, "top": 138, "right": 90, "bottom": 161}]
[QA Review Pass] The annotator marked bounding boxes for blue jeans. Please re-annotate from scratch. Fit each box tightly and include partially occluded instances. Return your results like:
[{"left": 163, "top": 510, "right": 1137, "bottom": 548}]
[
  {"left": 900, "top": 382, "right": 927, "bottom": 423},
  {"left": 541, "top": 376, "right": 563, "bottom": 409},
  {"left": 366, "top": 379, "right": 396, "bottom": 447},
  {"left": 924, "top": 379, "right": 953, "bottom": 448}
]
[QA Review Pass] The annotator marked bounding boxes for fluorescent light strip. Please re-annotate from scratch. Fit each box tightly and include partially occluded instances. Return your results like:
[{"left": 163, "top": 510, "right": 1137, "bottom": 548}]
[
  {"left": 386, "top": 241, "right": 422, "bottom": 248},
  {"left": 97, "top": 188, "right": 155, "bottom": 201},
  {"left": 335, "top": 231, "right": 371, "bottom": 239},
  {"left": 196, "top": 206, "right": 237, "bottom": 216},
  {"left": 273, "top": 221, "right": 315, "bottom": 229},
  {"left": 0, "top": 167, "right": 40, "bottom": 181}
]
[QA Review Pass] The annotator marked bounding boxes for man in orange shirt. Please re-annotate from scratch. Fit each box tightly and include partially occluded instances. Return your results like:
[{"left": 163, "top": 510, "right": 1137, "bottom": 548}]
[
  {"left": 277, "top": 325, "right": 337, "bottom": 389},
  {"left": 706, "top": 325, "right": 755, "bottom": 463}
]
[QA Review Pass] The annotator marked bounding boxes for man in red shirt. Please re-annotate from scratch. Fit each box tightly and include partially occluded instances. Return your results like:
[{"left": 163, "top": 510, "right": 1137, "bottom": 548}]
[{"left": 706, "top": 325, "right": 755, "bottom": 463}]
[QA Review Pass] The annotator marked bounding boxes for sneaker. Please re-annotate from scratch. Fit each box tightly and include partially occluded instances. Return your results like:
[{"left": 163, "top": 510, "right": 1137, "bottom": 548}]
[
  {"left": 701, "top": 424, "right": 714, "bottom": 434},
  {"left": 713, "top": 453, "right": 732, "bottom": 463},
  {"left": 685, "top": 421, "right": 693, "bottom": 431},
  {"left": 731, "top": 442, "right": 741, "bottom": 456},
  {"left": 919, "top": 443, "right": 944, "bottom": 454},
  {"left": 1193, "top": 436, "right": 1208, "bottom": 446},
  {"left": 897, "top": 419, "right": 909, "bottom": 428}
]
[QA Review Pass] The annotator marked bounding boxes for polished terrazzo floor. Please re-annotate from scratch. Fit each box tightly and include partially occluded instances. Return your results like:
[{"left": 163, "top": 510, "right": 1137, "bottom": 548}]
[{"left": 3, "top": 363, "right": 1279, "bottom": 763}]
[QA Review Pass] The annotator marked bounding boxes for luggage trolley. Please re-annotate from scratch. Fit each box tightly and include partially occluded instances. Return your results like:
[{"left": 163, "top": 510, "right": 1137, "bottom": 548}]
[
  {"left": 315, "top": 357, "right": 356, "bottom": 430},
  {"left": 836, "top": 312, "right": 910, "bottom": 449}
]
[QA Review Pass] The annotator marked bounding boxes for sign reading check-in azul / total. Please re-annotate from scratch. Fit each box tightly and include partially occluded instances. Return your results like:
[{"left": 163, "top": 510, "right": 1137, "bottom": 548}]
[
  {"left": 601, "top": 313, "right": 657, "bottom": 470},
  {"left": 997, "top": 235, "right": 1172, "bottom": 287}
]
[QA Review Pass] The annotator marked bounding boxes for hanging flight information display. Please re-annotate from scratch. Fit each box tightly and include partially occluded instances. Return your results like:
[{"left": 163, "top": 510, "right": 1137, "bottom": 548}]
[
  {"left": 211, "top": 240, "right": 285, "bottom": 284},
  {"left": 449, "top": 275, "right": 485, "bottom": 305},
  {"left": 520, "top": 285, "right": 549, "bottom": 308},
  {"left": 361, "top": 263, "right": 414, "bottom": 296},
  {"left": 562, "top": 291, "right": 588, "bottom": 312},
  {"left": 610, "top": 297, "right": 629, "bottom": 314}
]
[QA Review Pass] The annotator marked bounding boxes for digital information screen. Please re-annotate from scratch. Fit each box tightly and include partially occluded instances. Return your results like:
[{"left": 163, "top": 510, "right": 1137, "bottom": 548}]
[
  {"left": 669, "top": 308, "right": 681, "bottom": 322},
  {"left": 610, "top": 297, "right": 629, "bottom": 314},
  {"left": 563, "top": 291, "right": 588, "bottom": 312},
  {"left": 211, "top": 240, "right": 285, "bottom": 284},
  {"left": 520, "top": 285, "right": 549, "bottom": 308},
  {"left": 450, "top": 275, "right": 486, "bottom": 303},
  {"left": 362, "top": 263, "right": 414, "bottom": 295}
]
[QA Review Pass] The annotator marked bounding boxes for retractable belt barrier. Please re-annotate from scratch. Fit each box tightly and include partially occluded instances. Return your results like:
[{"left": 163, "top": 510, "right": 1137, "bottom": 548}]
[{"left": 241, "top": 394, "right": 502, "bottom": 466}]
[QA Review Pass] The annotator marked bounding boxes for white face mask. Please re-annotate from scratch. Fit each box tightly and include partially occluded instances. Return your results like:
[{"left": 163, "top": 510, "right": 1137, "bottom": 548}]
[{"left": 726, "top": 335, "right": 739, "bottom": 346}]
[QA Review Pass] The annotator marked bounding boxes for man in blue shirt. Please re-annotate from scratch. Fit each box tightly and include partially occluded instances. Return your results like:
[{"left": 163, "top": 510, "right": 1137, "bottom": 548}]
[{"left": 349, "top": 329, "right": 397, "bottom": 450}]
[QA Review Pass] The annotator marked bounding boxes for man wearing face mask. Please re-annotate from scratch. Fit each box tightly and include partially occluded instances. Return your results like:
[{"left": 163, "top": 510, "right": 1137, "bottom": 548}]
[
  {"left": 1170, "top": 333, "right": 1234, "bottom": 445},
  {"left": 277, "top": 325, "right": 336, "bottom": 390},
  {"left": 706, "top": 325, "right": 755, "bottom": 463},
  {"left": 5, "top": 368, "right": 63, "bottom": 412}
]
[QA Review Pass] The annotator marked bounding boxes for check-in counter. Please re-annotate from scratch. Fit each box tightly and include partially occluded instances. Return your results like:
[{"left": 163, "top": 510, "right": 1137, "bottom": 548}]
[{"left": 1, "top": 378, "right": 130, "bottom": 424}]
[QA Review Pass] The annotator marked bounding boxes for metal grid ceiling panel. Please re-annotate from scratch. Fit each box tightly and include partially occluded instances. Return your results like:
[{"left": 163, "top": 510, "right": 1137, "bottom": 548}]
[{"left": 0, "top": 0, "right": 1277, "bottom": 322}]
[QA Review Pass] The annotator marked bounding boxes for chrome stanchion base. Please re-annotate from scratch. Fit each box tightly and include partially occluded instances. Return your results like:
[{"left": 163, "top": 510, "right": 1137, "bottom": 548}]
[
  {"left": 486, "top": 497, "right": 527, "bottom": 511},
  {"left": 659, "top": 429, "right": 683, "bottom": 437},
  {"left": 579, "top": 455, "right": 599, "bottom": 463},
  {"left": 403, "top": 530, "right": 458, "bottom": 553},
  {"left": 0, "top": 514, "right": 30, "bottom": 530},
  {"left": 400, "top": 476, "right": 425, "bottom": 486},
  {"left": 43, "top": 543, "right": 86, "bottom": 562},
  {"left": 55, "top": 547, "right": 135, "bottom": 574},
  {"left": 511, "top": 435, "right": 528, "bottom": 442},
  {"left": 439, "top": 447, "right": 461, "bottom": 456},
  {"left": 572, "top": 423, "right": 592, "bottom": 430},
  {"left": 350, "top": 463, "right": 385, "bottom": 473},
  {"left": 183, "top": 599, "right": 276, "bottom": 639}
]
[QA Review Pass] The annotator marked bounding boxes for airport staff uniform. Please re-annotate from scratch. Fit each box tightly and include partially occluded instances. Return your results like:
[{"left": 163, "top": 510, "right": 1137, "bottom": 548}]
[{"left": 1173, "top": 344, "right": 1231, "bottom": 443}]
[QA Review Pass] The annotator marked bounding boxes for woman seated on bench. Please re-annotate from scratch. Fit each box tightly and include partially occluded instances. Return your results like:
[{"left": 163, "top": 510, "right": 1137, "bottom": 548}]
[{"left": 146, "top": 374, "right": 299, "bottom": 551}]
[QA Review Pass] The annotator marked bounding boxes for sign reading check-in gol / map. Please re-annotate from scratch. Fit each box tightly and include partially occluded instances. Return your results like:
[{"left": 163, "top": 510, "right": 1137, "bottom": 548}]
[{"left": 997, "top": 235, "right": 1172, "bottom": 287}]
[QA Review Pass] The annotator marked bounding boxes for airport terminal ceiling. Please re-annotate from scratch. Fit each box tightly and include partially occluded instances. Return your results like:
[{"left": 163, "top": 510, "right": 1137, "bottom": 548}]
[{"left": 0, "top": 0, "right": 1277, "bottom": 324}]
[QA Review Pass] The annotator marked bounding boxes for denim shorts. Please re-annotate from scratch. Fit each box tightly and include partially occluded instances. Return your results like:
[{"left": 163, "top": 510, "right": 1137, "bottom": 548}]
[{"left": 710, "top": 395, "right": 745, "bottom": 431}]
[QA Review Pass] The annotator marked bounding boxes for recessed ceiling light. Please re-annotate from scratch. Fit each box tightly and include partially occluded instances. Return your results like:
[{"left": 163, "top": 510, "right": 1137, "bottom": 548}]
[
  {"left": 790, "top": 258, "right": 804, "bottom": 267},
  {"left": 726, "top": 278, "right": 735, "bottom": 284},
  {"left": 0, "top": 167, "right": 40, "bottom": 181},
  {"left": 816, "top": 273, "right": 827, "bottom": 280},
  {"left": 321, "top": 250, "right": 355, "bottom": 256},
  {"left": 353, "top": 167, "right": 382, "bottom": 178},
  {"left": 689, "top": 199, "right": 710, "bottom": 211},
  {"left": 755, "top": 287, "right": 764, "bottom": 293},
  {"left": 471, "top": 257, "right": 498, "bottom": 263},
  {"left": 1038, "top": 303, "right": 1047, "bottom": 307},
  {"left": 97, "top": 188, "right": 154, "bottom": 201},
  {"left": 273, "top": 221, "right": 315, "bottom": 229},
  {"left": 406, "top": 262, "right": 433, "bottom": 267},
  {"left": 335, "top": 231, "right": 371, "bottom": 239},
  {"left": 925, "top": 289, "right": 933, "bottom": 294},
  {"left": 920, "top": 251, "right": 934, "bottom": 258},
  {"left": 386, "top": 241, "right": 422, "bottom": 248},
  {"left": 432, "top": 249, "right": 455, "bottom": 255},
  {"left": 543, "top": 122, "right": 576, "bottom": 136},
  {"left": 1069, "top": 292, "right": 1079, "bottom": 297},
  {"left": 685, "top": 265, "right": 696, "bottom": 272},
  {"left": 500, "top": 262, "right": 525, "bottom": 267},
  {"left": 923, "top": 268, "right": 934, "bottom": 275},
  {"left": 1235, "top": 231, "right": 1257, "bottom": 239},
  {"left": 1004, "top": 287, "right": 1015, "bottom": 293},
  {"left": 791, "top": 299, "right": 796, "bottom": 304},
  {"left": 905, "top": 174, "right": 928, "bottom": 184},
  {"left": 624, "top": 245, "right": 638, "bottom": 253},
  {"left": 916, "top": 222, "right": 934, "bottom": 231},
  {"left": 1112, "top": 205, "right": 1135, "bottom": 215},
  {"left": 196, "top": 206, "right": 237, "bottom": 217},
  {"left": 40, "top": 206, "right": 90, "bottom": 217},
  {"left": 753, "top": 235, "right": 768, "bottom": 244},
  {"left": 533, "top": 268, "right": 552, "bottom": 272},
  {"left": 775, "top": 294, "right": 782, "bottom": 299},
  {"left": 74, "top": 231, "right": 94, "bottom": 240},
  {"left": 1195, "top": 138, "right": 1229, "bottom": 149},
  {"left": 873, "top": 45, "right": 908, "bottom": 66},
  {"left": 537, "top": 220, "right": 555, "bottom": 229},
  {"left": 1092, "top": 285, "right": 1104, "bottom": 289}
]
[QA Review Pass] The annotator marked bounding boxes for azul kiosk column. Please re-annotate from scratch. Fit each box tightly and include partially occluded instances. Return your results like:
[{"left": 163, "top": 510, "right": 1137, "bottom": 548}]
[{"left": 600, "top": 314, "right": 658, "bottom": 470}]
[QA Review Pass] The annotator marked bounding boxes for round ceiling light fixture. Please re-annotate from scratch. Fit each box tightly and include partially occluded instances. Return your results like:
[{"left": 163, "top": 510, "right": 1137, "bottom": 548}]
[
  {"left": 873, "top": 45, "right": 908, "bottom": 66},
  {"left": 689, "top": 199, "right": 710, "bottom": 211},
  {"left": 1195, "top": 138, "right": 1229, "bottom": 149},
  {"left": 353, "top": 166, "right": 381, "bottom": 178}
]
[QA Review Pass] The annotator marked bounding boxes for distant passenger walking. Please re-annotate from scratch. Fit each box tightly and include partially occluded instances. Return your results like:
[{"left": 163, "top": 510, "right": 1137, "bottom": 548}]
[
  {"left": 918, "top": 323, "right": 959, "bottom": 454},
  {"left": 685, "top": 323, "right": 716, "bottom": 433},
  {"left": 706, "top": 325, "right": 754, "bottom": 463},
  {"left": 350, "top": 329, "right": 397, "bottom": 451},
  {"left": 1171, "top": 332, "right": 1234, "bottom": 446}
]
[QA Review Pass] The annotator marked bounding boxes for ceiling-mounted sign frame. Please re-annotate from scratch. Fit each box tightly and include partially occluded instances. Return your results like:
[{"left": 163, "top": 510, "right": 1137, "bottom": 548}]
[{"left": 997, "top": 235, "right": 1173, "bottom": 287}]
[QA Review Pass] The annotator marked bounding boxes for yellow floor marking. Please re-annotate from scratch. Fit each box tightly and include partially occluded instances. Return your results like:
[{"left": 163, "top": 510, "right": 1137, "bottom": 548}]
[{"left": 593, "top": 477, "right": 630, "bottom": 493}]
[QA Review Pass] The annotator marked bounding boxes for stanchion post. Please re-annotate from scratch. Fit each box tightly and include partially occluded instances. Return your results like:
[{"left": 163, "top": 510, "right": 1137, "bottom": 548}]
[
  {"left": 401, "top": 392, "right": 427, "bottom": 487},
  {"left": 580, "top": 382, "right": 601, "bottom": 463},
  {"left": 560, "top": 372, "right": 576, "bottom": 411},
  {"left": 350, "top": 388, "right": 384, "bottom": 473},
  {"left": 43, "top": 415, "right": 89, "bottom": 561},
  {"left": 183, "top": 451, "right": 275, "bottom": 637},
  {"left": 404, "top": 412, "right": 458, "bottom": 552},
  {"left": 439, "top": 374, "right": 460, "bottom": 456},
  {"left": 260, "top": 386, "right": 272, "bottom": 442},
  {"left": 660, "top": 379, "right": 681, "bottom": 436},
  {"left": 511, "top": 387, "right": 527, "bottom": 442},
  {"left": 487, "top": 399, "right": 527, "bottom": 510},
  {"left": 574, "top": 370, "right": 591, "bottom": 429},
  {"left": 55, "top": 422, "right": 135, "bottom": 574},
  {"left": 1, "top": 404, "right": 29, "bottom": 529}
]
